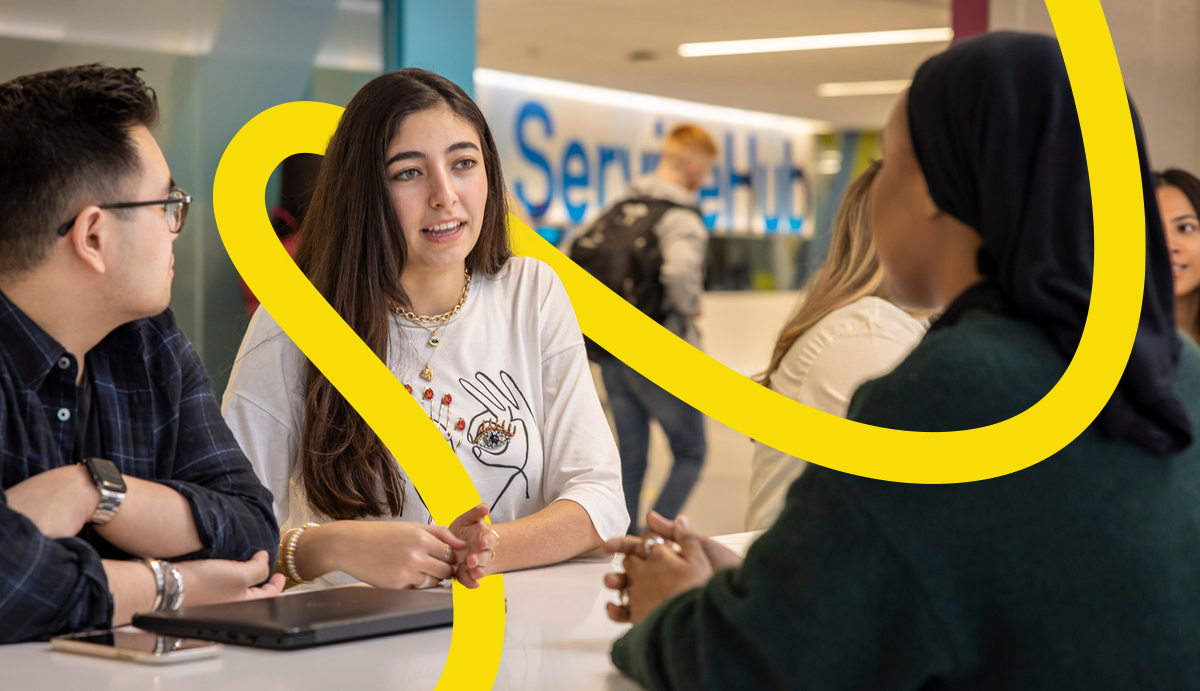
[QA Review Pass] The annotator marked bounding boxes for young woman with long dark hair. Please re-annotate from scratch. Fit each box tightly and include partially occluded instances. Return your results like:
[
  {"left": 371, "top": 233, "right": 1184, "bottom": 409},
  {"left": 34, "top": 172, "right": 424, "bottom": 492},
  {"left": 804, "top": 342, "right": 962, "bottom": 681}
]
[{"left": 223, "top": 69, "right": 627, "bottom": 589}]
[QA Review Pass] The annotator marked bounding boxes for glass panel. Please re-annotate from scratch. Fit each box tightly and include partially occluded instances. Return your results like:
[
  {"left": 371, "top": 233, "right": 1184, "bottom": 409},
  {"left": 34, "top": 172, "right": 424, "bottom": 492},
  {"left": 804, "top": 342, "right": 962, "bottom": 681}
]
[{"left": 0, "top": 0, "right": 385, "bottom": 387}]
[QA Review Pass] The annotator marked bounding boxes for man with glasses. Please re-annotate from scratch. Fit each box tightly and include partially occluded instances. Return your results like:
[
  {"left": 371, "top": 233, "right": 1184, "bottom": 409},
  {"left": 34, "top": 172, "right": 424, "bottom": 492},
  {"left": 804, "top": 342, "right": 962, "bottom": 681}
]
[{"left": 0, "top": 64, "right": 283, "bottom": 643}]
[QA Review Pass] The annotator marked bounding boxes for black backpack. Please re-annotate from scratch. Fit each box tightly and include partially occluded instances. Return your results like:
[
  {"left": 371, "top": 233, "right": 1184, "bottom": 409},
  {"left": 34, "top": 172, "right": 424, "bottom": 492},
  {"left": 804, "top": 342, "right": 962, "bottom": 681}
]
[{"left": 569, "top": 196, "right": 702, "bottom": 360}]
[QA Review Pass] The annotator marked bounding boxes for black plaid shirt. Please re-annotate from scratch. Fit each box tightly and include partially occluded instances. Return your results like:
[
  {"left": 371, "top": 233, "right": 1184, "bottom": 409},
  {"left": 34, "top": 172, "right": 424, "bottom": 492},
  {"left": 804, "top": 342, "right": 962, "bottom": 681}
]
[{"left": 0, "top": 291, "right": 279, "bottom": 642}]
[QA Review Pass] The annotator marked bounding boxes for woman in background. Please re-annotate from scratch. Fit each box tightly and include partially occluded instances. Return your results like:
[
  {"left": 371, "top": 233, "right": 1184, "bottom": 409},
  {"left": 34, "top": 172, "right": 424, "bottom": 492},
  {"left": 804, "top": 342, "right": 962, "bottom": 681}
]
[
  {"left": 746, "top": 161, "right": 925, "bottom": 530},
  {"left": 1156, "top": 168, "right": 1200, "bottom": 344}
]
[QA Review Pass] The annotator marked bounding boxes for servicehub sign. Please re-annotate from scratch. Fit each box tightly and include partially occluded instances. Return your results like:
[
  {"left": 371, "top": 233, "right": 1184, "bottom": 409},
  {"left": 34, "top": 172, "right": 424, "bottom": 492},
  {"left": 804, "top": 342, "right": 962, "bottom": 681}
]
[{"left": 475, "top": 69, "right": 827, "bottom": 236}]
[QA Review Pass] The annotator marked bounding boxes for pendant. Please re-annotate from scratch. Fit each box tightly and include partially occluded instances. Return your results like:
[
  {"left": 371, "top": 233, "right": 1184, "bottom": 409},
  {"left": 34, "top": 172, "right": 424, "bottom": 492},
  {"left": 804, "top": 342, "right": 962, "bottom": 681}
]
[
  {"left": 420, "top": 366, "right": 434, "bottom": 381},
  {"left": 428, "top": 336, "right": 440, "bottom": 347}
]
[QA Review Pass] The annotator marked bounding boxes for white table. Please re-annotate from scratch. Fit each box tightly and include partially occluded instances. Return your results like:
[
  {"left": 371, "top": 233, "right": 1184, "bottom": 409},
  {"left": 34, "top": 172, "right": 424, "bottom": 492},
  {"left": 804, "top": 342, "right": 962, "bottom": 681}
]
[{"left": 0, "top": 532, "right": 761, "bottom": 691}]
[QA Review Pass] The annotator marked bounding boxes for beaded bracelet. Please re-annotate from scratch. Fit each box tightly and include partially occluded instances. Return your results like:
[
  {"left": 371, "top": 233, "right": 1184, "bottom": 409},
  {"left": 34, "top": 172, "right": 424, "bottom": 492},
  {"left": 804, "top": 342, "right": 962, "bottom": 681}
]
[
  {"left": 284, "top": 522, "right": 320, "bottom": 584},
  {"left": 276, "top": 529, "right": 295, "bottom": 576}
]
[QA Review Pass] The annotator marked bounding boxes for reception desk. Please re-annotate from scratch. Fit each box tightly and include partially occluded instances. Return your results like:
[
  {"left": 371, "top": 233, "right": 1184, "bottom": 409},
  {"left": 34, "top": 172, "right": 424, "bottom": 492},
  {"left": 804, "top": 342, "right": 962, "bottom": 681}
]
[{"left": 1, "top": 533, "right": 761, "bottom": 690}]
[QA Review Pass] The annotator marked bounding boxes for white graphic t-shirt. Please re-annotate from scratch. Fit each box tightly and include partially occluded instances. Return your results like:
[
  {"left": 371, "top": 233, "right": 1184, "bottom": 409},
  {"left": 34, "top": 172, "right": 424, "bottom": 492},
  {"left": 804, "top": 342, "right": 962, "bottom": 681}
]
[{"left": 222, "top": 257, "right": 628, "bottom": 585}]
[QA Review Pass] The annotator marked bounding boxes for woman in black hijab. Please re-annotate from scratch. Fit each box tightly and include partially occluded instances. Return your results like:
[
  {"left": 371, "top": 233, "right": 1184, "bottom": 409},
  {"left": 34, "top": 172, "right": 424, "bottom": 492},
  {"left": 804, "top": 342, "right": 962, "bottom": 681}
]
[
  {"left": 899, "top": 30, "right": 1190, "bottom": 455},
  {"left": 603, "top": 32, "right": 1200, "bottom": 691}
]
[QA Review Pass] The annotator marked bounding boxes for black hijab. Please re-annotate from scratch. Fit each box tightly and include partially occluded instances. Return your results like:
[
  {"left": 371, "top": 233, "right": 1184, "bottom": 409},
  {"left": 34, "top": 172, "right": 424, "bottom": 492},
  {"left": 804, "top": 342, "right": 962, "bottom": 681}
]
[{"left": 909, "top": 31, "right": 1191, "bottom": 455}]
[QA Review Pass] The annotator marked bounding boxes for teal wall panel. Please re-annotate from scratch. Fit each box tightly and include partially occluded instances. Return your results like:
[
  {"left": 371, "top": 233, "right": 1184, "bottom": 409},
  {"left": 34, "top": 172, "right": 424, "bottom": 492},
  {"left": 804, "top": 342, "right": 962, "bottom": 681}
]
[{"left": 384, "top": 0, "right": 476, "bottom": 96}]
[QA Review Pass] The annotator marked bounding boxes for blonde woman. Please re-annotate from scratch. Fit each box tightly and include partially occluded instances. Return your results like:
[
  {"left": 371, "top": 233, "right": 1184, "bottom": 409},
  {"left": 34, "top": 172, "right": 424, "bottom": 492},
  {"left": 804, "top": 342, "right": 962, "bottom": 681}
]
[{"left": 745, "top": 162, "right": 926, "bottom": 530}]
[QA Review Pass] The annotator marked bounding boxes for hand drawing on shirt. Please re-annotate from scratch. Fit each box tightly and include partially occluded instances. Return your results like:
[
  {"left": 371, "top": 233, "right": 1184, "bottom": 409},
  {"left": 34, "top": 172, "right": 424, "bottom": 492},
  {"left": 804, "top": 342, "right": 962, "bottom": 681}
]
[
  {"left": 459, "top": 371, "right": 533, "bottom": 512},
  {"left": 406, "top": 383, "right": 469, "bottom": 452},
  {"left": 401, "top": 383, "right": 470, "bottom": 521}
]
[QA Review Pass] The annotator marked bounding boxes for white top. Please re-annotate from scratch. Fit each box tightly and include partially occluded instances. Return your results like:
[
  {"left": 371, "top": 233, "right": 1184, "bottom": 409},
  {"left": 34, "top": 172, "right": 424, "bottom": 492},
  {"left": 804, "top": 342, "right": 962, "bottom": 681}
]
[
  {"left": 745, "top": 296, "right": 927, "bottom": 531},
  {"left": 222, "top": 257, "right": 629, "bottom": 585}
]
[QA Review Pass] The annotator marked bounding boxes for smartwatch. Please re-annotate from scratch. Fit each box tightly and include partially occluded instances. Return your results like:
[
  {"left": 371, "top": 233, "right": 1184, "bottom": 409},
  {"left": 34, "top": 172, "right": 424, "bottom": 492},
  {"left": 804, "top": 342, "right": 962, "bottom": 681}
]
[{"left": 82, "top": 457, "right": 126, "bottom": 525}]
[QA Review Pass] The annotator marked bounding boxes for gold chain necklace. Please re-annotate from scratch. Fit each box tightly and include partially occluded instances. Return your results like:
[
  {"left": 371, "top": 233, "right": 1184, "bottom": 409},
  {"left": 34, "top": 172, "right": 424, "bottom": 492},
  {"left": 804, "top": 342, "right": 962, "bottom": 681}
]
[
  {"left": 393, "top": 268, "right": 471, "bottom": 325},
  {"left": 395, "top": 269, "right": 471, "bottom": 381}
]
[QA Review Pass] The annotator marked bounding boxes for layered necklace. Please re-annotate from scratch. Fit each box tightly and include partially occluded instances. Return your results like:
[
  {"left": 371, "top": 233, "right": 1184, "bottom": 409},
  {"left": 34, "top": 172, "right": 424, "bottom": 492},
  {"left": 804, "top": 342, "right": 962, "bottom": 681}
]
[{"left": 394, "top": 268, "right": 471, "bottom": 382}]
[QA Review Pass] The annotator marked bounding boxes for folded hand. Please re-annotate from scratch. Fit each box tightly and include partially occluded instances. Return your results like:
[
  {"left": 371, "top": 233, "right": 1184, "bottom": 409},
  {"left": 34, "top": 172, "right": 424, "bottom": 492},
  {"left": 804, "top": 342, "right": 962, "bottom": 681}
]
[
  {"left": 602, "top": 514, "right": 714, "bottom": 624},
  {"left": 315, "top": 521, "right": 466, "bottom": 589},
  {"left": 448, "top": 503, "right": 500, "bottom": 588},
  {"left": 642, "top": 510, "right": 743, "bottom": 571}
]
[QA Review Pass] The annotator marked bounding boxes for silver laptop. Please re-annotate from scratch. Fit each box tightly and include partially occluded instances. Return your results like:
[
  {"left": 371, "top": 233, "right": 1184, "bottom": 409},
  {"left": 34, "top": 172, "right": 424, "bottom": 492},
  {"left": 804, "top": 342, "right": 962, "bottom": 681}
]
[{"left": 132, "top": 586, "right": 453, "bottom": 650}]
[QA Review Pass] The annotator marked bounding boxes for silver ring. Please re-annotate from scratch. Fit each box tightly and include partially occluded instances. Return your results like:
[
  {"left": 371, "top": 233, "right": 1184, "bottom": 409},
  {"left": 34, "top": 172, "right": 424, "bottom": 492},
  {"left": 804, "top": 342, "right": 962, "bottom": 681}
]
[
  {"left": 620, "top": 588, "right": 630, "bottom": 608},
  {"left": 441, "top": 544, "right": 452, "bottom": 563},
  {"left": 643, "top": 536, "right": 666, "bottom": 555}
]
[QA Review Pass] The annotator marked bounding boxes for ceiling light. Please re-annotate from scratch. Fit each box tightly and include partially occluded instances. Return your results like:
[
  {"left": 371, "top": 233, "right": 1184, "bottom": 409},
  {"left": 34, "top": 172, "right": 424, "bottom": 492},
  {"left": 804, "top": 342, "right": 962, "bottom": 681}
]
[
  {"left": 817, "top": 80, "right": 912, "bottom": 97},
  {"left": 474, "top": 69, "right": 830, "bottom": 133},
  {"left": 679, "top": 28, "right": 954, "bottom": 58},
  {"left": 337, "top": 0, "right": 381, "bottom": 14}
]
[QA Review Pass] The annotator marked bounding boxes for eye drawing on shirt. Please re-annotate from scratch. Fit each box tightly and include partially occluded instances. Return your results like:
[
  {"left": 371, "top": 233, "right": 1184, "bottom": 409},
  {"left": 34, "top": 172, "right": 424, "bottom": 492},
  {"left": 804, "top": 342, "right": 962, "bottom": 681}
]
[
  {"left": 459, "top": 371, "right": 533, "bottom": 512},
  {"left": 471, "top": 418, "right": 515, "bottom": 451}
]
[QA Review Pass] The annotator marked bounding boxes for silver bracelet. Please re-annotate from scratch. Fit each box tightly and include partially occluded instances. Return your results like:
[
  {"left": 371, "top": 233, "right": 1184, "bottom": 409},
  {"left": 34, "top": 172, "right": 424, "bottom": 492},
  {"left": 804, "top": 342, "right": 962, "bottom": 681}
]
[
  {"left": 139, "top": 558, "right": 165, "bottom": 613},
  {"left": 168, "top": 561, "right": 185, "bottom": 611},
  {"left": 160, "top": 560, "right": 185, "bottom": 612}
]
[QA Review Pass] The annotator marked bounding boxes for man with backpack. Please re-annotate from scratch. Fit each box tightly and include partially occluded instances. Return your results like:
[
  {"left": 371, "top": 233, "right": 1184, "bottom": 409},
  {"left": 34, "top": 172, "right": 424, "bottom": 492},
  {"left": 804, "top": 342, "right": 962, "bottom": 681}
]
[{"left": 570, "top": 124, "right": 717, "bottom": 534}]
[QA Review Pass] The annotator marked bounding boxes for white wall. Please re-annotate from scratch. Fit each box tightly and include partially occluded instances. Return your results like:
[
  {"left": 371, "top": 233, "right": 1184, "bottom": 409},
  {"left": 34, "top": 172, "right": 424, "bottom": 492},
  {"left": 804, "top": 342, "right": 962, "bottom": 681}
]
[
  {"left": 991, "top": 0, "right": 1200, "bottom": 174},
  {"left": 593, "top": 290, "right": 802, "bottom": 536}
]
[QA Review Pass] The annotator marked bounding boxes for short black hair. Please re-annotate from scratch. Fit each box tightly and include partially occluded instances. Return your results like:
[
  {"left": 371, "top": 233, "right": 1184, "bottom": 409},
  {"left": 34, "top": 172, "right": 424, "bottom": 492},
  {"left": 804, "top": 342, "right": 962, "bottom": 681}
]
[{"left": 0, "top": 64, "right": 159, "bottom": 276}]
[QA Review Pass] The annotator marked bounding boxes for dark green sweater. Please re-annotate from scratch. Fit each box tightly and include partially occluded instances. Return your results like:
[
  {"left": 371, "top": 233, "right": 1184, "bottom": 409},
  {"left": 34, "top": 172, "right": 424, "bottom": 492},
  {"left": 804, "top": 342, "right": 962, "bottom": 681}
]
[{"left": 611, "top": 309, "right": 1200, "bottom": 690}]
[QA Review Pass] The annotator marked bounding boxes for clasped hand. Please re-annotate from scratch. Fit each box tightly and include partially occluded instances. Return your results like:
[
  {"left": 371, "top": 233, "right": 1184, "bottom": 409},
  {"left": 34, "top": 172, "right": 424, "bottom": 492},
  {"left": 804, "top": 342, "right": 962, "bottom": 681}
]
[
  {"left": 602, "top": 511, "right": 743, "bottom": 624},
  {"left": 448, "top": 503, "right": 500, "bottom": 588},
  {"left": 328, "top": 503, "right": 499, "bottom": 590}
]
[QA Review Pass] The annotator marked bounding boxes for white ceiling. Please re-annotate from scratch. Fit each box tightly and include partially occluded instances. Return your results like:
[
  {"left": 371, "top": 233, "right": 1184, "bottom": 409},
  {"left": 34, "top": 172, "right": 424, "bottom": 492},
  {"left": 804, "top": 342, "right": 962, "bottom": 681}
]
[
  {"left": 0, "top": 0, "right": 951, "bottom": 130},
  {"left": 478, "top": 0, "right": 952, "bottom": 129}
]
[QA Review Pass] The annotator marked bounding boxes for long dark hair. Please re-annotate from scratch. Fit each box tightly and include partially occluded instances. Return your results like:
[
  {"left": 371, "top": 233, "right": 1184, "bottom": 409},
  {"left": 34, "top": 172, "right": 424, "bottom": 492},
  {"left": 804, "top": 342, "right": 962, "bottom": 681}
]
[
  {"left": 294, "top": 68, "right": 511, "bottom": 520},
  {"left": 1155, "top": 168, "right": 1200, "bottom": 339}
]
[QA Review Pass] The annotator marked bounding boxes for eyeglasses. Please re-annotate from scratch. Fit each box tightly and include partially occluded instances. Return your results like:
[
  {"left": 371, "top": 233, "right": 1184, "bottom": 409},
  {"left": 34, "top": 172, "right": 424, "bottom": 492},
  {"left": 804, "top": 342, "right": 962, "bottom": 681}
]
[{"left": 56, "top": 187, "right": 192, "bottom": 237}]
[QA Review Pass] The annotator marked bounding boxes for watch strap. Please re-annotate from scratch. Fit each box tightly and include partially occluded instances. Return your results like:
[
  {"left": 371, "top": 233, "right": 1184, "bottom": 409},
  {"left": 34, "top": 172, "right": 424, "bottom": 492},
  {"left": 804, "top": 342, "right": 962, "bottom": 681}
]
[{"left": 83, "top": 457, "right": 125, "bottom": 525}]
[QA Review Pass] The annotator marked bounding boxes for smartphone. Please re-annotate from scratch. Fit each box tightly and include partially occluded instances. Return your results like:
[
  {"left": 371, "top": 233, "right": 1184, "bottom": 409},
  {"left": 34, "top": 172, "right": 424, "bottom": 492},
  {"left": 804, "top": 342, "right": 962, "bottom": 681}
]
[{"left": 50, "top": 629, "right": 222, "bottom": 665}]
